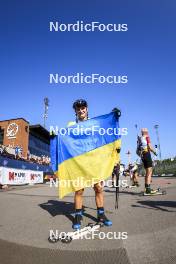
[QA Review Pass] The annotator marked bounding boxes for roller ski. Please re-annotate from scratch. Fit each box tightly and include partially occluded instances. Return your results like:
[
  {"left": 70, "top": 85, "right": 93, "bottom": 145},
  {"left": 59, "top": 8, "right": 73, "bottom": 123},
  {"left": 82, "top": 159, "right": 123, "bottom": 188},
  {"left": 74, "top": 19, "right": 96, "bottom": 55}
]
[
  {"left": 143, "top": 187, "right": 166, "bottom": 196},
  {"left": 48, "top": 208, "right": 112, "bottom": 244},
  {"left": 48, "top": 222, "right": 104, "bottom": 244},
  {"left": 126, "top": 185, "right": 138, "bottom": 189},
  {"left": 126, "top": 182, "right": 140, "bottom": 189}
]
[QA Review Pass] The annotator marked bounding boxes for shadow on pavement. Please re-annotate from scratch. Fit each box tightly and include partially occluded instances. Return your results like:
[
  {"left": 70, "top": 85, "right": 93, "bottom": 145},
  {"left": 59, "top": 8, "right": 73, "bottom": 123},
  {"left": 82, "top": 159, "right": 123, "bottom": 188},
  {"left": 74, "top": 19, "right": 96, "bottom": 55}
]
[
  {"left": 105, "top": 189, "right": 141, "bottom": 196},
  {"left": 39, "top": 200, "right": 74, "bottom": 216},
  {"left": 132, "top": 200, "right": 176, "bottom": 212},
  {"left": 39, "top": 200, "right": 98, "bottom": 224}
]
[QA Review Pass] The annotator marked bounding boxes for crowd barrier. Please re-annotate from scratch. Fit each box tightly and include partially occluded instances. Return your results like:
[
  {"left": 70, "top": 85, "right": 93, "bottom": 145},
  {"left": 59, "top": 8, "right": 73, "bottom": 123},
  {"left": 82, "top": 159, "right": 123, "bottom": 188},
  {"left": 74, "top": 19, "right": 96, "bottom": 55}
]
[
  {"left": 0, "top": 156, "right": 52, "bottom": 172},
  {"left": 0, "top": 167, "right": 43, "bottom": 185}
]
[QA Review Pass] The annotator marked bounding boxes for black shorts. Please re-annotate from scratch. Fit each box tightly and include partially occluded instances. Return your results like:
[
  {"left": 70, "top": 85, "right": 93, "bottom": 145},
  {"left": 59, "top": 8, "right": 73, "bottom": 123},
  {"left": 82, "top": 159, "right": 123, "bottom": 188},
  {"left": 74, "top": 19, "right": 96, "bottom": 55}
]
[{"left": 142, "top": 152, "right": 153, "bottom": 169}]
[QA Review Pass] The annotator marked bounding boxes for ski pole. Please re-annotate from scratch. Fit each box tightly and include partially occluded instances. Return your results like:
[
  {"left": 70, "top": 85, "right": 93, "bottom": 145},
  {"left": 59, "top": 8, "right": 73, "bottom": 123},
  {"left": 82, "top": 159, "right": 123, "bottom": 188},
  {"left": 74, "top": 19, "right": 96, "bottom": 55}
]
[{"left": 115, "top": 163, "right": 120, "bottom": 209}]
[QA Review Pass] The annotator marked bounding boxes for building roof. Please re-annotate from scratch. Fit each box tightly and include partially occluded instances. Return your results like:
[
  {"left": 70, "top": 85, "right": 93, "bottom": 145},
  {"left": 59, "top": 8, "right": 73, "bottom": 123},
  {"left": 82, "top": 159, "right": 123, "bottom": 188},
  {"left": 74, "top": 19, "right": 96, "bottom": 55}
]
[
  {"left": 29, "top": 124, "right": 50, "bottom": 143},
  {"left": 0, "top": 118, "right": 50, "bottom": 144},
  {"left": 0, "top": 118, "right": 29, "bottom": 123}
]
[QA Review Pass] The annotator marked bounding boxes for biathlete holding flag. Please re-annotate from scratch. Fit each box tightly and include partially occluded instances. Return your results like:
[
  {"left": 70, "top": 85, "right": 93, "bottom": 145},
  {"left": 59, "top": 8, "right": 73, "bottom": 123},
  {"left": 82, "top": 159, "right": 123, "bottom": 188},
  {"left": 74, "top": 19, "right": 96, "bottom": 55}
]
[
  {"left": 137, "top": 128, "right": 159, "bottom": 195},
  {"left": 69, "top": 99, "right": 112, "bottom": 230}
]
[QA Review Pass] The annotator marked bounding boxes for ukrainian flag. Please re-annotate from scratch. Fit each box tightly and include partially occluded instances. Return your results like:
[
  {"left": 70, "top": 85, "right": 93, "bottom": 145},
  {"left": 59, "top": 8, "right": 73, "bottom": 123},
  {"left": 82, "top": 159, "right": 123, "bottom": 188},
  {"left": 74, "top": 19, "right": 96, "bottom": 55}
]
[{"left": 50, "top": 112, "right": 121, "bottom": 198}]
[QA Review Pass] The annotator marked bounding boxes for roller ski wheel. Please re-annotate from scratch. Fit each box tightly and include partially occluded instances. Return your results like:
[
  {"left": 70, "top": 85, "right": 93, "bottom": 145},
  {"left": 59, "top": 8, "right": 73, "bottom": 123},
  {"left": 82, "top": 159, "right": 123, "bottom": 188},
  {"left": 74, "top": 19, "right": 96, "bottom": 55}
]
[
  {"left": 48, "top": 222, "right": 104, "bottom": 244},
  {"left": 60, "top": 235, "right": 72, "bottom": 244},
  {"left": 48, "top": 234, "right": 60, "bottom": 243}
]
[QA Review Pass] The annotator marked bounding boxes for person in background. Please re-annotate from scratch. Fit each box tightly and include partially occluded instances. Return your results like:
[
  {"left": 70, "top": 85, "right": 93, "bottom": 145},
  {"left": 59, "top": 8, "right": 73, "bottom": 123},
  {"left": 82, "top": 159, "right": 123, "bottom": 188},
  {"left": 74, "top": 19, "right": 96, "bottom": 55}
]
[
  {"left": 129, "top": 162, "right": 139, "bottom": 187},
  {"left": 15, "top": 145, "right": 19, "bottom": 159},
  {"left": 137, "top": 128, "right": 158, "bottom": 195}
]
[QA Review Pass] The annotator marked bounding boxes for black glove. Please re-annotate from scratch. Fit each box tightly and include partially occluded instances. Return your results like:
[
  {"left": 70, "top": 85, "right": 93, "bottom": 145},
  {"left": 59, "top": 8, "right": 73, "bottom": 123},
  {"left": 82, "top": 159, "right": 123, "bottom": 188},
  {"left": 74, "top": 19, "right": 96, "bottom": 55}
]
[{"left": 112, "top": 107, "right": 121, "bottom": 118}]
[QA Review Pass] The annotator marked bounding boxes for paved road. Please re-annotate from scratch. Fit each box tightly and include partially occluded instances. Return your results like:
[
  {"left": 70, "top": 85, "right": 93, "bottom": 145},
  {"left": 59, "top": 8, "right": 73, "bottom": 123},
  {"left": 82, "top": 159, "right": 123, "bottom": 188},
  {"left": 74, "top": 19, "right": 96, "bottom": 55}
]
[{"left": 0, "top": 176, "right": 176, "bottom": 264}]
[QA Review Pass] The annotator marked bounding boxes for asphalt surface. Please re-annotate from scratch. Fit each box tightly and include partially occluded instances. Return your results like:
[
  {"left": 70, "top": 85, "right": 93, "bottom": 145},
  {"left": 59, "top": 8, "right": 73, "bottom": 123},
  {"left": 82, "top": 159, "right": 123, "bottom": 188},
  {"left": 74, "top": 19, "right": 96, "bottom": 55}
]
[{"left": 0, "top": 176, "right": 176, "bottom": 264}]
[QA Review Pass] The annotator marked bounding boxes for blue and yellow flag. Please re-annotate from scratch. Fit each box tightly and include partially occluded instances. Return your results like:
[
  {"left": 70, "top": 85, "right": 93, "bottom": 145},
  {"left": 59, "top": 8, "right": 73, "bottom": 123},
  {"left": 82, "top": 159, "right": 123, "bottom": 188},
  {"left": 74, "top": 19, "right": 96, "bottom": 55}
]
[{"left": 50, "top": 112, "right": 121, "bottom": 198}]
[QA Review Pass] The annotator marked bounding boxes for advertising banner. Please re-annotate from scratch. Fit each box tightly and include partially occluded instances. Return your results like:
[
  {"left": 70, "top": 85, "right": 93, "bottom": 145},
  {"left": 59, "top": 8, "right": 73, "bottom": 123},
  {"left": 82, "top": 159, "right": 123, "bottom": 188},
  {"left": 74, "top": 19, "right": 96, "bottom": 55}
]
[{"left": 0, "top": 167, "right": 43, "bottom": 185}]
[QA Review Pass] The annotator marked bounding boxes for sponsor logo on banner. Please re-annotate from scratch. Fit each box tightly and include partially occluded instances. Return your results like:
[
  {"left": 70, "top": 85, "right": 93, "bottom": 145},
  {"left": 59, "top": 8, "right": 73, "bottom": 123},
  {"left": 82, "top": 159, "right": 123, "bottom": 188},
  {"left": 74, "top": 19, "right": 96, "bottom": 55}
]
[
  {"left": 0, "top": 167, "right": 43, "bottom": 185},
  {"left": 30, "top": 173, "right": 43, "bottom": 183},
  {"left": 8, "top": 171, "right": 27, "bottom": 184}
]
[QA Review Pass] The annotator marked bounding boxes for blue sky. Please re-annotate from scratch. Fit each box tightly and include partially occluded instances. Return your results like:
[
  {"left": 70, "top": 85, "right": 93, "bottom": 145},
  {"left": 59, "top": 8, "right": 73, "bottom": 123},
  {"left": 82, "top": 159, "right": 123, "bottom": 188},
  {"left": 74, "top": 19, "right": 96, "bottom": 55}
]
[{"left": 1, "top": 0, "right": 176, "bottom": 164}]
